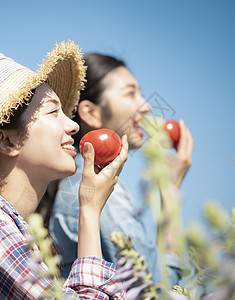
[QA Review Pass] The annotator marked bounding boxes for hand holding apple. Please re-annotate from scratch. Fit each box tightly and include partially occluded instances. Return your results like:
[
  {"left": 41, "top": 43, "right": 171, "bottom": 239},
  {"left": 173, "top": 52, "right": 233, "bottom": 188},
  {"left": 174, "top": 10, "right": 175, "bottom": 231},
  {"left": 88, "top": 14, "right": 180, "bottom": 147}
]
[{"left": 165, "top": 119, "right": 194, "bottom": 187}]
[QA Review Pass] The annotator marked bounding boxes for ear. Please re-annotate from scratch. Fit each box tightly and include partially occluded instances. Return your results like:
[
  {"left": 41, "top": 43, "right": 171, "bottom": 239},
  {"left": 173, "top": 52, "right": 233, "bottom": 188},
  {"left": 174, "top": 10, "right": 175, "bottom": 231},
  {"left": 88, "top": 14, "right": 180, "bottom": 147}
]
[
  {"left": 0, "top": 130, "right": 20, "bottom": 157},
  {"left": 78, "top": 100, "right": 102, "bottom": 128}
]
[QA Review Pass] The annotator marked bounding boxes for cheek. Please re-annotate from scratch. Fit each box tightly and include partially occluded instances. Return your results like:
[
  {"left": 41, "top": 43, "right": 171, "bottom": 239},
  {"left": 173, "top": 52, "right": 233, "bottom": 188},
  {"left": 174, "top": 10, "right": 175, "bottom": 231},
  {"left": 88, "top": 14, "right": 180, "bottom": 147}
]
[
  {"left": 113, "top": 118, "right": 133, "bottom": 139},
  {"left": 115, "top": 111, "right": 135, "bottom": 134},
  {"left": 105, "top": 97, "right": 137, "bottom": 132},
  {"left": 28, "top": 119, "right": 64, "bottom": 150}
]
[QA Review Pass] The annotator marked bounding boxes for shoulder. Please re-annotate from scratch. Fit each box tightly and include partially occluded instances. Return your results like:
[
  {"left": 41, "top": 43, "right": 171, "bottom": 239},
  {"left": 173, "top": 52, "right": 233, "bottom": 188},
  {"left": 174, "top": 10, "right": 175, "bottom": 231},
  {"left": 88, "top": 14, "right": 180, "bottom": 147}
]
[{"left": 0, "top": 209, "right": 28, "bottom": 265}]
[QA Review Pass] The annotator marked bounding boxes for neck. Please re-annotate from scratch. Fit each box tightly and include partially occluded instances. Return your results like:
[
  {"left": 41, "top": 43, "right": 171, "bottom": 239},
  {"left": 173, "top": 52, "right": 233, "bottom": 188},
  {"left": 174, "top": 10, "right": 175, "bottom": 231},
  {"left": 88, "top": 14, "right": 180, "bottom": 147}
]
[{"left": 1, "top": 168, "right": 47, "bottom": 220}]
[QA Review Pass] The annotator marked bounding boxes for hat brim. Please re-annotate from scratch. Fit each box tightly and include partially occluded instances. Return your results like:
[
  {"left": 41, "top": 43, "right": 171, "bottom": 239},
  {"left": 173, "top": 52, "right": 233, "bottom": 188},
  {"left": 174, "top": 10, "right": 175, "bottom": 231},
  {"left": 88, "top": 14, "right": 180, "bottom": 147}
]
[
  {"left": 39, "top": 41, "right": 86, "bottom": 117},
  {"left": 0, "top": 41, "right": 86, "bottom": 124}
]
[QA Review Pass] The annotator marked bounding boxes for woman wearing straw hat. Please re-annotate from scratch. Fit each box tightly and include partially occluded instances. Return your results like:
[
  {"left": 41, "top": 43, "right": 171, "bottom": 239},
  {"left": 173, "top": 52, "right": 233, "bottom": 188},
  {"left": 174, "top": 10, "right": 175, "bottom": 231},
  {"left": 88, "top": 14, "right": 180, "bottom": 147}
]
[{"left": 0, "top": 42, "right": 127, "bottom": 299}]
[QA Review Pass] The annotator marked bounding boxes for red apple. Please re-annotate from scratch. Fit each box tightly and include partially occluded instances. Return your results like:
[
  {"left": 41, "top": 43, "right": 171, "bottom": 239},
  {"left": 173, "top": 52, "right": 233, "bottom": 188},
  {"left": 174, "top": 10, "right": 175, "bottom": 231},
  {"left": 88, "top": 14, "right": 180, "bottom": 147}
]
[
  {"left": 163, "top": 120, "right": 180, "bottom": 149},
  {"left": 79, "top": 129, "right": 121, "bottom": 166}
]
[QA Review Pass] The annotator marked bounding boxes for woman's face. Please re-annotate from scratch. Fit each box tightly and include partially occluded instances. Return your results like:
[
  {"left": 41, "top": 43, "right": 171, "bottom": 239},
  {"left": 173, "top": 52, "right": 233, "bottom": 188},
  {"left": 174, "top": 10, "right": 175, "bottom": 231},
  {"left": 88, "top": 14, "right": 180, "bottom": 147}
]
[
  {"left": 17, "top": 84, "right": 79, "bottom": 183},
  {"left": 100, "top": 66, "right": 151, "bottom": 150}
]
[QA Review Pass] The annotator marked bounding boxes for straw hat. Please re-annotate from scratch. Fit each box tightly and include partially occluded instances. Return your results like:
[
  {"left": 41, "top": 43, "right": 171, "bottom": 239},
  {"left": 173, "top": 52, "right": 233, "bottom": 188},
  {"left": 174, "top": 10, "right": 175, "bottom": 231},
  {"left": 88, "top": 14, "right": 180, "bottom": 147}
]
[{"left": 0, "top": 41, "right": 86, "bottom": 125}]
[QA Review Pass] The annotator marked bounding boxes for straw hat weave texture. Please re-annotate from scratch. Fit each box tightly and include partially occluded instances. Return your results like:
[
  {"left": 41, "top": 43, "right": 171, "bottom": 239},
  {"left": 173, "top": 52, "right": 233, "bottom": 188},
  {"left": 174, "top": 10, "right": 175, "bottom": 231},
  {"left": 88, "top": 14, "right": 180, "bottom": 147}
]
[{"left": 0, "top": 41, "right": 86, "bottom": 124}]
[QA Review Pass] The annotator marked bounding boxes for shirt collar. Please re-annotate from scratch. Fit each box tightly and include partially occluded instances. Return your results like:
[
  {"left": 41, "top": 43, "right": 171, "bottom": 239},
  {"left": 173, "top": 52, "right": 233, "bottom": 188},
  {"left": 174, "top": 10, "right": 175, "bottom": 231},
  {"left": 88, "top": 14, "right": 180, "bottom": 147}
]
[{"left": 0, "top": 195, "right": 20, "bottom": 216}]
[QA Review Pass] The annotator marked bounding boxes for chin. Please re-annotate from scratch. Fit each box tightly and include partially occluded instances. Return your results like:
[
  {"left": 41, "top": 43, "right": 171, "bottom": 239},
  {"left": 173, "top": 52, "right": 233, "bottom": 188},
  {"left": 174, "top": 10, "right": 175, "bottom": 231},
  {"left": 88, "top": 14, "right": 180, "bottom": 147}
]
[
  {"left": 65, "top": 166, "right": 77, "bottom": 177},
  {"left": 127, "top": 130, "right": 145, "bottom": 150},
  {"left": 128, "top": 139, "right": 143, "bottom": 150},
  {"left": 57, "top": 163, "right": 77, "bottom": 179}
]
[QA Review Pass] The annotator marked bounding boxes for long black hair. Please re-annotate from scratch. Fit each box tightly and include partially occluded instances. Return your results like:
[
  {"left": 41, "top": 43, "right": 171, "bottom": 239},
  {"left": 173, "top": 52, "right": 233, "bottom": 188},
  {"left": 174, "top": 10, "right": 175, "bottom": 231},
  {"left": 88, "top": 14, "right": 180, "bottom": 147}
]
[
  {"left": 72, "top": 53, "right": 125, "bottom": 147},
  {"left": 79, "top": 53, "right": 125, "bottom": 104}
]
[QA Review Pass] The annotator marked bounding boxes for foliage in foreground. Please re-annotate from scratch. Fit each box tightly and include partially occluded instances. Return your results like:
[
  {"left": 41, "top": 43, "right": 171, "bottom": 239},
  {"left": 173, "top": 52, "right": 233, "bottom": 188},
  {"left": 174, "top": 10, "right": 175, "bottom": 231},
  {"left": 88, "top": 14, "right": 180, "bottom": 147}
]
[{"left": 110, "top": 202, "right": 235, "bottom": 300}]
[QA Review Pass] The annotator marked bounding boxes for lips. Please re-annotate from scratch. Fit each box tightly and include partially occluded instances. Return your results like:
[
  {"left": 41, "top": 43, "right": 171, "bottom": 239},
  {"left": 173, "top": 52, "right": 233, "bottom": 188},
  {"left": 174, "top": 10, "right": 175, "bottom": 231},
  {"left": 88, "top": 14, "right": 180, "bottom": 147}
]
[
  {"left": 133, "top": 120, "right": 144, "bottom": 137},
  {"left": 62, "top": 144, "right": 75, "bottom": 151},
  {"left": 61, "top": 141, "right": 77, "bottom": 158}
]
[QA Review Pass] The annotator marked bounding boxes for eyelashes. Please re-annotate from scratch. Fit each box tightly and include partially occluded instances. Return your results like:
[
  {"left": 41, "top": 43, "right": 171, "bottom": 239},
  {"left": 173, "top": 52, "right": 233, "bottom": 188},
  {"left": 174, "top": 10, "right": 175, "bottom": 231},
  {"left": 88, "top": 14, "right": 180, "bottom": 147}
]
[
  {"left": 49, "top": 109, "right": 60, "bottom": 115},
  {"left": 127, "top": 91, "right": 135, "bottom": 97}
]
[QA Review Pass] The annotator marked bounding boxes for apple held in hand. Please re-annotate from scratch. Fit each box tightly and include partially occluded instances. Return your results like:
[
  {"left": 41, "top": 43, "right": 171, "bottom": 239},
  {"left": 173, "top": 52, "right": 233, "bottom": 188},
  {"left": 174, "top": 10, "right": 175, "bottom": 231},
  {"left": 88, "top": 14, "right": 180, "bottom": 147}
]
[
  {"left": 79, "top": 129, "right": 122, "bottom": 166},
  {"left": 163, "top": 120, "right": 181, "bottom": 149}
]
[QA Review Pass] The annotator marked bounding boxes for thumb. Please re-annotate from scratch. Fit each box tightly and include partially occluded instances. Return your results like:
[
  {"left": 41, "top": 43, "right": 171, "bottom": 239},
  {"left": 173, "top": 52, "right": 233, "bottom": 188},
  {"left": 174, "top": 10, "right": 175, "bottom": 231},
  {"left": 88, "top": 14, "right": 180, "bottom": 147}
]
[{"left": 82, "top": 142, "right": 95, "bottom": 174}]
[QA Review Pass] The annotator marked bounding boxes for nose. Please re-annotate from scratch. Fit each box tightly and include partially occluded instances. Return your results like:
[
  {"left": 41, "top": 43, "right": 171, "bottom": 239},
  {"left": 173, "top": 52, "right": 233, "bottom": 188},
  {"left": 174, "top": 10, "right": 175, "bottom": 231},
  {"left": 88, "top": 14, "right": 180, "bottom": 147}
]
[
  {"left": 138, "top": 95, "right": 152, "bottom": 114},
  {"left": 64, "top": 114, "right": 79, "bottom": 136}
]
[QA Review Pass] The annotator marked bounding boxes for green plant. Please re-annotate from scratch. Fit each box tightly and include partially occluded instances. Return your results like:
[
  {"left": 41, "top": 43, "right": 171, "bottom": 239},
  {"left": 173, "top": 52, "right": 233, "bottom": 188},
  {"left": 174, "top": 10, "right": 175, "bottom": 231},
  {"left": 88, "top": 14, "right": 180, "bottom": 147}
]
[{"left": 26, "top": 214, "right": 66, "bottom": 299}]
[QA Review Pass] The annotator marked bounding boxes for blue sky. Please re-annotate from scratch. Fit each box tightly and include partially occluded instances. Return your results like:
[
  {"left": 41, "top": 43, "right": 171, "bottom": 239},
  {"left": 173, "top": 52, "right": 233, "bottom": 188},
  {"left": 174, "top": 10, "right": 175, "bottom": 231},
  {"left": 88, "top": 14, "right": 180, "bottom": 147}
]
[{"left": 1, "top": 0, "right": 234, "bottom": 225}]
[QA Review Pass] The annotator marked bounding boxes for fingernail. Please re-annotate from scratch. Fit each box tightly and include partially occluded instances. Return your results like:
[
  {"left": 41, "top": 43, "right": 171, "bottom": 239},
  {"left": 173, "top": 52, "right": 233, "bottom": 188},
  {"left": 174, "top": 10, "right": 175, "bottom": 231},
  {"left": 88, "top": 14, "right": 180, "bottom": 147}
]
[
  {"left": 84, "top": 143, "right": 91, "bottom": 153},
  {"left": 123, "top": 134, "right": 127, "bottom": 142}
]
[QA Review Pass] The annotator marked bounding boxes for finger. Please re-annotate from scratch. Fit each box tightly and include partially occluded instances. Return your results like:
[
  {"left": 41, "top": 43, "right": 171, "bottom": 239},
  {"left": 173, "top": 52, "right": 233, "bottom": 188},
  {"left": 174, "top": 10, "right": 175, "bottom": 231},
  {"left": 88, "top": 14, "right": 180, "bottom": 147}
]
[
  {"left": 82, "top": 142, "right": 95, "bottom": 175},
  {"left": 177, "top": 119, "right": 188, "bottom": 155},
  {"left": 116, "top": 164, "right": 124, "bottom": 177},
  {"left": 100, "top": 135, "right": 128, "bottom": 179},
  {"left": 120, "top": 134, "right": 129, "bottom": 154},
  {"left": 179, "top": 119, "right": 194, "bottom": 156},
  {"left": 111, "top": 134, "right": 128, "bottom": 171},
  {"left": 185, "top": 126, "right": 194, "bottom": 160},
  {"left": 177, "top": 119, "right": 194, "bottom": 163}
]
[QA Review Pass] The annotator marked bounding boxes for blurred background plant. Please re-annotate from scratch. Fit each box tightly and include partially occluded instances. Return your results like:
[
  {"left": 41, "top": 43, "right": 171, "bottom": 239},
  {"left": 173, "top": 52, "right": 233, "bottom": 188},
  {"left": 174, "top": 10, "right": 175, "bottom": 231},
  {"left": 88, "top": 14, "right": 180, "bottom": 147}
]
[{"left": 109, "top": 116, "right": 235, "bottom": 299}]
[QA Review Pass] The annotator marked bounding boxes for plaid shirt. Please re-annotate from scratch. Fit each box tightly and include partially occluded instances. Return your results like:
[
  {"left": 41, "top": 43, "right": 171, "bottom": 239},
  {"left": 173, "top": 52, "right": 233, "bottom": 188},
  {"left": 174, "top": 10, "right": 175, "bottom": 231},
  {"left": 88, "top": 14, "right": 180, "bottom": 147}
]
[{"left": 0, "top": 196, "right": 125, "bottom": 299}]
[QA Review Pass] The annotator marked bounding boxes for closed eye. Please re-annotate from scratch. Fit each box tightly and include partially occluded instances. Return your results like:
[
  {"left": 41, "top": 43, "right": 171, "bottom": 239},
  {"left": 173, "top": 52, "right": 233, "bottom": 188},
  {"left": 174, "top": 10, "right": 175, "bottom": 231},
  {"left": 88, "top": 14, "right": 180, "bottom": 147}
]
[
  {"left": 49, "top": 109, "right": 59, "bottom": 115},
  {"left": 124, "top": 89, "right": 136, "bottom": 98},
  {"left": 128, "top": 91, "right": 135, "bottom": 97}
]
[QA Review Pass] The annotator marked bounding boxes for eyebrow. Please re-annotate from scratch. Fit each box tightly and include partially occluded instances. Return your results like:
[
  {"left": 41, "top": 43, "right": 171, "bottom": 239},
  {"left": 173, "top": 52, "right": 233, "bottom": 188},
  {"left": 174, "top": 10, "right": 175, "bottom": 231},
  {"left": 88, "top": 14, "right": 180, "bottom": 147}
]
[
  {"left": 122, "top": 83, "right": 138, "bottom": 90},
  {"left": 44, "top": 99, "right": 60, "bottom": 106}
]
